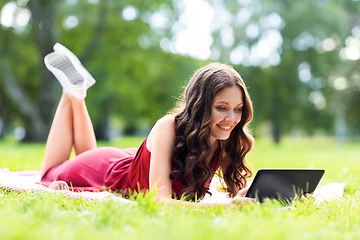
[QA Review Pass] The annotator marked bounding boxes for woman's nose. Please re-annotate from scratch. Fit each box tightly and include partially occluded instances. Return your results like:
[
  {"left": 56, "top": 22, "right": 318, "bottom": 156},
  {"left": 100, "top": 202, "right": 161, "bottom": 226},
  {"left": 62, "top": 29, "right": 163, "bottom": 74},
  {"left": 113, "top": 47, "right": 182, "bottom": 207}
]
[{"left": 225, "top": 111, "right": 235, "bottom": 122}]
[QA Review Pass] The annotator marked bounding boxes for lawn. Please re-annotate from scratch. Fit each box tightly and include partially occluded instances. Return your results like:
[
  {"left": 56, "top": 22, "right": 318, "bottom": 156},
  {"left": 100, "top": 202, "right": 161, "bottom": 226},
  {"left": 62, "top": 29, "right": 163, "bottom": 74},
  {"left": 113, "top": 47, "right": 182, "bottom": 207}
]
[{"left": 1, "top": 136, "right": 360, "bottom": 240}]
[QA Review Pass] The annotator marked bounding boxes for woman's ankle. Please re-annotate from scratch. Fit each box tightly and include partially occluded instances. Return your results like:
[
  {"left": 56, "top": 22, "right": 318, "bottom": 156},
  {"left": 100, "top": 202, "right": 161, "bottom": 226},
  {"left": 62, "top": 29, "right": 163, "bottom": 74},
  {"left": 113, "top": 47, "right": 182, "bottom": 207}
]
[{"left": 66, "top": 93, "right": 84, "bottom": 103}]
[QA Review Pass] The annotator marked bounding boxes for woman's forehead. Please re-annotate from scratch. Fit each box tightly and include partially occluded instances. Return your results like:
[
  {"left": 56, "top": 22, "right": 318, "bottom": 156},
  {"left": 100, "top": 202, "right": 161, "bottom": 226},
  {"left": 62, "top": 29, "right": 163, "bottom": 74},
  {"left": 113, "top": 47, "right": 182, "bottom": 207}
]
[{"left": 213, "top": 86, "right": 244, "bottom": 105}]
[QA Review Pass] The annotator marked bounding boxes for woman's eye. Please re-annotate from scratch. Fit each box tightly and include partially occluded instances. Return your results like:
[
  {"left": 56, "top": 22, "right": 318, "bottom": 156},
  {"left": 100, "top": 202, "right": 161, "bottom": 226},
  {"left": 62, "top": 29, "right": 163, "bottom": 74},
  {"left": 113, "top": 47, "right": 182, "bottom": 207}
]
[
  {"left": 216, "top": 106, "right": 226, "bottom": 110},
  {"left": 234, "top": 108, "right": 242, "bottom": 112}
]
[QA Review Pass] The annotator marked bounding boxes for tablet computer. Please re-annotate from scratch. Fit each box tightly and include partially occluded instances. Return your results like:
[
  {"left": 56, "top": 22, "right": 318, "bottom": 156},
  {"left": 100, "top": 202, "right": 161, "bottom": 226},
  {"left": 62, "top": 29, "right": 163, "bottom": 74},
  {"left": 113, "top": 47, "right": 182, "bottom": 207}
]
[{"left": 245, "top": 169, "right": 325, "bottom": 203}]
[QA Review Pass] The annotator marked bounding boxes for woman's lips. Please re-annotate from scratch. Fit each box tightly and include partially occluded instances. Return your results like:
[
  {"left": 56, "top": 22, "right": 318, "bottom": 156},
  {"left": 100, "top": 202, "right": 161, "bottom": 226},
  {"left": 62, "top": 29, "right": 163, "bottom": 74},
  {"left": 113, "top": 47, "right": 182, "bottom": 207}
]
[{"left": 217, "top": 124, "right": 232, "bottom": 131}]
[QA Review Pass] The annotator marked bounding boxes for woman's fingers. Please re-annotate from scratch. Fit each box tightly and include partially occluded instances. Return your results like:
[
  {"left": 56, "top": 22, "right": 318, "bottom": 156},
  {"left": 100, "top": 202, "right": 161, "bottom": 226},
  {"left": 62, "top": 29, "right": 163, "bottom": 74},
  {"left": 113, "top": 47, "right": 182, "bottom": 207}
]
[
  {"left": 299, "top": 193, "right": 315, "bottom": 202},
  {"left": 231, "top": 196, "right": 257, "bottom": 204},
  {"left": 236, "top": 186, "right": 250, "bottom": 197},
  {"left": 231, "top": 187, "right": 258, "bottom": 205}
]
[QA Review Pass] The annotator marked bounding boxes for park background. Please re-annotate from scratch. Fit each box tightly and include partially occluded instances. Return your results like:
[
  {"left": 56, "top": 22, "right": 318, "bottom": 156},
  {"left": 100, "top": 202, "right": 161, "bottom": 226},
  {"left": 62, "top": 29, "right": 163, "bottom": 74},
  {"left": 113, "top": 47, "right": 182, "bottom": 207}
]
[
  {"left": 1, "top": 1, "right": 360, "bottom": 239},
  {"left": 1, "top": 0, "right": 359, "bottom": 144}
]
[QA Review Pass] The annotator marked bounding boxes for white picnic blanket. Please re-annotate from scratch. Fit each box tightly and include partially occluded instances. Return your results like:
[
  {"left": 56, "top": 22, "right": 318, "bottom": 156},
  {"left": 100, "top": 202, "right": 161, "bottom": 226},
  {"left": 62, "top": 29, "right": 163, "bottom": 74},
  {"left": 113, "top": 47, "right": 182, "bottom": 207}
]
[
  {"left": 0, "top": 168, "right": 133, "bottom": 204},
  {"left": 0, "top": 168, "right": 345, "bottom": 204},
  {"left": 202, "top": 175, "right": 346, "bottom": 204}
]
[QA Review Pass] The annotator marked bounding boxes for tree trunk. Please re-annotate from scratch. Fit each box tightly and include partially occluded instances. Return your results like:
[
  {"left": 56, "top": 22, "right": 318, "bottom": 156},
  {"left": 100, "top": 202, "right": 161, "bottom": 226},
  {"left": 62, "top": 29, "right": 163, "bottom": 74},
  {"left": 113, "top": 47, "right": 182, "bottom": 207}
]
[
  {"left": 272, "top": 121, "right": 281, "bottom": 144},
  {"left": 335, "top": 105, "right": 347, "bottom": 145},
  {"left": 0, "top": 60, "right": 48, "bottom": 141},
  {"left": 271, "top": 83, "right": 282, "bottom": 144},
  {"left": 0, "top": 93, "right": 6, "bottom": 139},
  {"left": 0, "top": 0, "right": 110, "bottom": 142},
  {"left": 28, "top": 0, "right": 61, "bottom": 140},
  {"left": 27, "top": 0, "right": 110, "bottom": 141}
]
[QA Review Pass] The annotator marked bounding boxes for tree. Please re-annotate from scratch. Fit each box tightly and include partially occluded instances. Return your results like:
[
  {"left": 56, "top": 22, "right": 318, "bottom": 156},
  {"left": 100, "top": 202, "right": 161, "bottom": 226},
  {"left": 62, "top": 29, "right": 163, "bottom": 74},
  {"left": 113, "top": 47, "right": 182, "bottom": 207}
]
[
  {"left": 0, "top": 0, "right": 199, "bottom": 141},
  {"left": 208, "top": 0, "right": 359, "bottom": 143},
  {"left": 0, "top": 0, "right": 110, "bottom": 141}
]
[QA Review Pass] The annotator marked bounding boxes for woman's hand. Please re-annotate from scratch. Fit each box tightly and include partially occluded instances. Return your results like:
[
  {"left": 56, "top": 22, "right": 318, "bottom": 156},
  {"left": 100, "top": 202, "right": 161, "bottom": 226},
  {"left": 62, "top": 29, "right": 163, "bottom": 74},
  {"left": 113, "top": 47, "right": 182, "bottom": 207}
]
[
  {"left": 299, "top": 193, "right": 315, "bottom": 202},
  {"left": 231, "top": 187, "right": 257, "bottom": 204}
]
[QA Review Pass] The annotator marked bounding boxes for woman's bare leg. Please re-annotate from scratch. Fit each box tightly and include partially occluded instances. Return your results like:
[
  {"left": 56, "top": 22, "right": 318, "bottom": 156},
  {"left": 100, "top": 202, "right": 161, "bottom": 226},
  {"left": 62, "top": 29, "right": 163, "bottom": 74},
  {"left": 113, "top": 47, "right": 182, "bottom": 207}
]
[
  {"left": 41, "top": 94, "right": 74, "bottom": 175},
  {"left": 68, "top": 94, "right": 97, "bottom": 155},
  {"left": 40, "top": 94, "right": 97, "bottom": 175},
  {"left": 41, "top": 45, "right": 97, "bottom": 175}
]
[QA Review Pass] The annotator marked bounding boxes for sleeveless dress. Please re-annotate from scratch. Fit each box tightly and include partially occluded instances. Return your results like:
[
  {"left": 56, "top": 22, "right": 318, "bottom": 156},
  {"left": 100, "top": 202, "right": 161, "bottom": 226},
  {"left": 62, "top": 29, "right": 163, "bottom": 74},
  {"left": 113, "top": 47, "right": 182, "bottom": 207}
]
[{"left": 40, "top": 138, "right": 221, "bottom": 198}]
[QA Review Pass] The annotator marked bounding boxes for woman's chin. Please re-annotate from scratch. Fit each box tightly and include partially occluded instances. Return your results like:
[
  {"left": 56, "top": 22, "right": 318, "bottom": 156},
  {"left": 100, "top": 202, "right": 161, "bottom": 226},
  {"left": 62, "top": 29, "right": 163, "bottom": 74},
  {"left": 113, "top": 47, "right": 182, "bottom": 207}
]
[{"left": 215, "top": 134, "right": 231, "bottom": 141}]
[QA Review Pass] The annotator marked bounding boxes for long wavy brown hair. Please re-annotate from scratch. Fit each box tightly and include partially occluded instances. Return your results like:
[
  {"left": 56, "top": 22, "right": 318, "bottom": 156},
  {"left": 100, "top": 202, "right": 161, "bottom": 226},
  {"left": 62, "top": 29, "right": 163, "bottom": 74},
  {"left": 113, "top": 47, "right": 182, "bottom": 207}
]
[{"left": 169, "top": 62, "right": 254, "bottom": 200}]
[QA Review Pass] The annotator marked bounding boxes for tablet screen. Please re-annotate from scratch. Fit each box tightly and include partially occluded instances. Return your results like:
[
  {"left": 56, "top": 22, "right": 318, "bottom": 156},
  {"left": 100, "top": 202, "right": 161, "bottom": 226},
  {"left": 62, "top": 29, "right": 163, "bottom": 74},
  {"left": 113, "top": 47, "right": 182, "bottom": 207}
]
[{"left": 245, "top": 169, "right": 325, "bottom": 203}]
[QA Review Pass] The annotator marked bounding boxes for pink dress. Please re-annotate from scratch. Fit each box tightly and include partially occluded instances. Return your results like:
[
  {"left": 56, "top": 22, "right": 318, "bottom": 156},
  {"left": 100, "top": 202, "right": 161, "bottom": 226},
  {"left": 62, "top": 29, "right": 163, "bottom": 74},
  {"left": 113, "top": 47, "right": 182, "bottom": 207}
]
[{"left": 41, "top": 139, "right": 220, "bottom": 198}]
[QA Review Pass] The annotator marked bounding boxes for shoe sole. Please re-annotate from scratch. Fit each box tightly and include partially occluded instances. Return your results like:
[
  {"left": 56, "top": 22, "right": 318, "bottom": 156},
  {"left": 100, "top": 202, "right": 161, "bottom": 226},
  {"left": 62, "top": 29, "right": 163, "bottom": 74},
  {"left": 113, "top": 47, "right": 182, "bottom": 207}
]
[
  {"left": 46, "top": 53, "right": 84, "bottom": 85},
  {"left": 53, "top": 43, "right": 96, "bottom": 89},
  {"left": 45, "top": 52, "right": 86, "bottom": 99}
]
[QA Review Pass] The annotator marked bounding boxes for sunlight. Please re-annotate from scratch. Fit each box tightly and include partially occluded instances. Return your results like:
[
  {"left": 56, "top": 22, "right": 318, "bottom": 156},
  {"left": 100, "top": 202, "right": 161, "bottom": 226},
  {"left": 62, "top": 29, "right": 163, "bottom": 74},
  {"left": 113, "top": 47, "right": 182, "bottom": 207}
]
[
  {"left": 268, "top": 12, "right": 284, "bottom": 29},
  {"left": 298, "top": 62, "right": 312, "bottom": 83},
  {"left": 246, "top": 23, "right": 259, "bottom": 39},
  {"left": 0, "top": 2, "right": 30, "bottom": 29},
  {"left": 150, "top": 12, "right": 169, "bottom": 29},
  {"left": 333, "top": 77, "right": 348, "bottom": 91},
  {"left": 292, "top": 31, "right": 315, "bottom": 51},
  {"left": 64, "top": 15, "right": 78, "bottom": 29},
  {"left": 230, "top": 43, "right": 249, "bottom": 65},
  {"left": 160, "top": 37, "right": 171, "bottom": 51},
  {"left": 66, "top": 0, "right": 77, "bottom": 5},
  {"left": 322, "top": 38, "right": 336, "bottom": 51},
  {"left": 87, "top": 0, "right": 99, "bottom": 4},
  {"left": 220, "top": 25, "right": 234, "bottom": 47},
  {"left": 210, "top": 48, "right": 220, "bottom": 61},
  {"left": 122, "top": 5, "right": 139, "bottom": 21},
  {"left": 172, "top": 0, "right": 214, "bottom": 60},
  {"left": 309, "top": 91, "right": 326, "bottom": 110},
  {"left": 235, "top": 7, "right": 252, "bottom": 26},
  {"left": 351, "top": 73, "right": 360, "bottom": 91},
  {"left": 0, "top": 2, "right": 17, "bottom": 27}
]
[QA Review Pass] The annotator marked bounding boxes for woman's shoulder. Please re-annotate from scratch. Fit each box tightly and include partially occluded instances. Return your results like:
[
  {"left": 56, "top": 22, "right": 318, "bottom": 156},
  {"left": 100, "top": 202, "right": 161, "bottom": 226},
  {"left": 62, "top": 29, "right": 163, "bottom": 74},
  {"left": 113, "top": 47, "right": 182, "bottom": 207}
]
[
  {"left": 153, "top": 115, "right": 176, "bottom": 133},
  {"left": 146, "top": 115, "right": 176, "bottom": 151},
  {"left": 157, "top": 114, "right": 175, "bottom": 125}
]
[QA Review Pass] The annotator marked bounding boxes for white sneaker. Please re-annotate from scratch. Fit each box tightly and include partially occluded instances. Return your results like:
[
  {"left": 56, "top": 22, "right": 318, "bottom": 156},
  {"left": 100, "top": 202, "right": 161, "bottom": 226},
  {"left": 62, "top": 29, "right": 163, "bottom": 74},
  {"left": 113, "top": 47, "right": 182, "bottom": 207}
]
[
  {"left": 53, "top": 43, "right": 96, "bottom": 89},
  {"left": 44, "top": 52, "right": 87, "bottom": 99}
]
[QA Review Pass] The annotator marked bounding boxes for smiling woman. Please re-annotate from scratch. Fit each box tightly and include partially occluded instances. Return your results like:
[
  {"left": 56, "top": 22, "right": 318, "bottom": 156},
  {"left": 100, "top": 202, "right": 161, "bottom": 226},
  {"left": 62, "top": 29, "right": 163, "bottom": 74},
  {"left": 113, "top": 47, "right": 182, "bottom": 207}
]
[
  {"left": 39, "top": 44, "right": 255, "bottom": 207},
  {"left": 169, "top": 63, "right": 254, "bottom": 201}
]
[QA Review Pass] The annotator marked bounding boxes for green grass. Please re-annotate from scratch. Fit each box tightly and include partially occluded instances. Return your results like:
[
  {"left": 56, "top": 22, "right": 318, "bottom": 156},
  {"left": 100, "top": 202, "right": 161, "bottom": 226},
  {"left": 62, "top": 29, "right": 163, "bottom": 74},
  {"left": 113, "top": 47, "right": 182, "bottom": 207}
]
[{"left": 1, "top": 136, "right": 360, "bottom": 240}]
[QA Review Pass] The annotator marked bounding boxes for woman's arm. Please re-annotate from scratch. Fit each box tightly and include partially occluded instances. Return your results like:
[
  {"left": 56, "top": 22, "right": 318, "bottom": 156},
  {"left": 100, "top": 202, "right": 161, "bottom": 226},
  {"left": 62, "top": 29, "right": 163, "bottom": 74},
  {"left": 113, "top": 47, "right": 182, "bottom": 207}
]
[
  {"left": 146, "top": 115, "right": 175, "bottom": 202},
  {"left": 147, "top": 116, "right": 222, "bottom": 206}
]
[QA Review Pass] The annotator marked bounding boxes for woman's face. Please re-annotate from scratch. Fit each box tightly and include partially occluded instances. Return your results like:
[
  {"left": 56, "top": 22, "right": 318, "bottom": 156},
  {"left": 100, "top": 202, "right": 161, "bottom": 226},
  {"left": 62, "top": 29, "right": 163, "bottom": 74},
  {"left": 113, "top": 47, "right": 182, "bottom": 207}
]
[{"left": 209, "top": 85, "right": 244, "bottom": 143}]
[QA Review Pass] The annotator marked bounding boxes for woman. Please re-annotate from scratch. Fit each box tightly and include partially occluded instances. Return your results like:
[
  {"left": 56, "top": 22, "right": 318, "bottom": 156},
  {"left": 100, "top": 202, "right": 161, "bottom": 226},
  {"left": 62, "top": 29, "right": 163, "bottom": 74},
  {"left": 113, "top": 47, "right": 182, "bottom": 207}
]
[{"left": 40, "top": 43, "right": 256, "bottom": 206}]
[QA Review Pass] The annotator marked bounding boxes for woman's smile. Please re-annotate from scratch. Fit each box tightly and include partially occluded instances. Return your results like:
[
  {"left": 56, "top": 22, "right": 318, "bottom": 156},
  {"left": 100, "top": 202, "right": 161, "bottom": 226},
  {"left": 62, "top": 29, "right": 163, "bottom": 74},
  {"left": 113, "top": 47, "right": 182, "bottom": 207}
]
[{"left": 217, "top": 124, "right": 233, "bottom": 131}]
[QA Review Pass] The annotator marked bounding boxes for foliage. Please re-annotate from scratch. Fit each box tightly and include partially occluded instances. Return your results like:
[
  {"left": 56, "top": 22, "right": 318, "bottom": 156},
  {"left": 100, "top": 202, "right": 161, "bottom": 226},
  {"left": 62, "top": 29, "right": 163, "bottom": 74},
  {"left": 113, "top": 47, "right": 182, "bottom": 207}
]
[
  {"left": 0, "top": 0, "right": 201, "bottom": 141},
  {"left": 1, "top": 0, "right": 360, "bottom": 143},
  {"left": 209, "top": 0, "right": 360, "bottom": 142}
]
